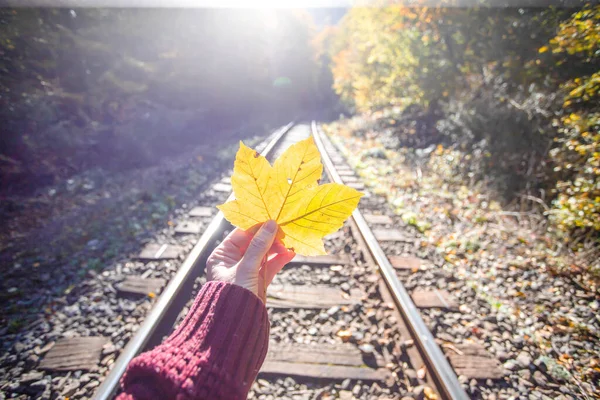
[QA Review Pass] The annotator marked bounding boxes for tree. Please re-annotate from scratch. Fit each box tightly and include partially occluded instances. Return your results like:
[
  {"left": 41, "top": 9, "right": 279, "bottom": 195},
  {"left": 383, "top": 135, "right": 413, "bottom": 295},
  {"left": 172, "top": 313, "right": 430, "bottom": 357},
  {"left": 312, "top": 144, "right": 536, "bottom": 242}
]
[
  {"left": 0, "top": 8, "right": 325, "bottom": 192},
  {"left": 546, "top": 5, "right": 600, "bottom": 235}
]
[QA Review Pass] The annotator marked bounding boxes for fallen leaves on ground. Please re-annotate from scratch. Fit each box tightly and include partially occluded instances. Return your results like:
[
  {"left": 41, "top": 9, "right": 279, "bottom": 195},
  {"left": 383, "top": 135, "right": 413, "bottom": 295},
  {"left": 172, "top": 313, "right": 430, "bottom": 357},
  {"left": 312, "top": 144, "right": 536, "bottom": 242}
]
[
  {"left": 218, "top": 137, "right": 363, "bottom": 256},
  {"left": 336, "top": 329, "right": 353, "bottom": 342}
]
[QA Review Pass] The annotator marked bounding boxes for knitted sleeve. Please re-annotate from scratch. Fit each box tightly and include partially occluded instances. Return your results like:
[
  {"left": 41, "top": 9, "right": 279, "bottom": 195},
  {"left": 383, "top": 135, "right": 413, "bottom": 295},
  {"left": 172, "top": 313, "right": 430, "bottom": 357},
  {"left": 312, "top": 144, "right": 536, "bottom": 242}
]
[{"left": 116, "top": 281, "right": 270, "bottom": 400}]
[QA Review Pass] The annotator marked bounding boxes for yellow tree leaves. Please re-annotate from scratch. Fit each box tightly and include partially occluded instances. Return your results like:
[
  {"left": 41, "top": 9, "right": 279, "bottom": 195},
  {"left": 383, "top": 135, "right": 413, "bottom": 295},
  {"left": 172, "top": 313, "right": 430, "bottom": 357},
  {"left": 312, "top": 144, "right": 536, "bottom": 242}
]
[
  {"left": 549, "top": 5, "right": 600, "bottom": 60},
  {"left": 217, "top": 137, "right": 363, "bottom": 256}
]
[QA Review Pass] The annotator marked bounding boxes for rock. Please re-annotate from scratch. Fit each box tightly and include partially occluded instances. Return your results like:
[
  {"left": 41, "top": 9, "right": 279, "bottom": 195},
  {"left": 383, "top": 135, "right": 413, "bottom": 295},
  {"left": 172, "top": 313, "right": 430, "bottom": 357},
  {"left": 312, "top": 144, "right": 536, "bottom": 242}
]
[
  {"left": 339, "top": 390, "right": 353, "bottom": 400},
  {"left": 352, "top": 383, "right": 362, "bottom": 396},
  {"left": 483, "top": 321, "right": 495, "bottom": 331},
  {"left": 351, "top": 331, "right": 364, "bottom": 342},
  {"left": 38, "top": 341, "right": 55, "bottom": 355},
  {"left": 412, "top": 385, "right": 426, "bottom": 400},
  {"left": 366, "top": 310, "right": 378, "bottom": 323},
  {"left": 29, "top": 380, "right": 48, "bottom": 392},
  {"left": 534, "top": 357, "right": 548, "bottom": 373},
  {"left": 327, "top": 306, "right": 340, "bottom": 316},
  {"left": 102, "top": 343, "right": 117, "bottom": 356},
  {"left": 308, "top": 327, "right": 318, "bottom": 336},
  {"left": 484, "top": 314, "right": 498, "bottom": 323},
  {"left": 532, "top": 371, "right": 548, "bottom": 387},
  {"left": 369, "top": 382, "right": 381, "bottom": 394},
  {"left": 519, "top": 377, "right": 534, "bottom": 388},
  {"left": 61, "top": 382, "right": 79, "bottom": 397},
  {"left": 363, "top": 148, "right": 386, "bottom": 159},
  {"left": 341, "top": 378, "right": 352, "bottom": 390},
  {"left": 85, "top": 380, "right": 100, "bottom": 389},
  {"left": 14, "top": 342, "right": 27, "bottom": 353},
  {"left": 283, "top": 377, "right": 295, "bottom": 388},
  {"left": 404, "top": 368, "right": 419, "bottom": 385},
  {"left": 580, "top": 382, "right": 593, "bottom": 394},
  {"left": 359, "top": 343, "right": 375, "bottom": 354},
  {"left": 518, "top": 369, "right": 531, "bottom": 381},
  {"left": 496, "top": 351, "right": 509, "bottom": 362},
  {"left": 87, "top": 239, "right": 100, "bottom": 249},
  {"left": 504, "top": 360, "right": 519, "bottom": 371},
  {"left": 20, "top": 371, "right": 44, "bottom": 384},
  {"left": 516, "top": 351, "right": 532, "bottom": 367}
]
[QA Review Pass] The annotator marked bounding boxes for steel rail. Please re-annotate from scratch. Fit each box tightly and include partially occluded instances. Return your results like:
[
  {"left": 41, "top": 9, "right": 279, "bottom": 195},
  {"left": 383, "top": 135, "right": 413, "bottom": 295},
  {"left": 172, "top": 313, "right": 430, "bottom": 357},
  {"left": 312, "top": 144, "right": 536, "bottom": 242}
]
[
  {"left": 311, "top": 121, "right": 468, "bottom": 400},
  {"left": 93, "top": 122, "right": 294, "bottom": 400}
]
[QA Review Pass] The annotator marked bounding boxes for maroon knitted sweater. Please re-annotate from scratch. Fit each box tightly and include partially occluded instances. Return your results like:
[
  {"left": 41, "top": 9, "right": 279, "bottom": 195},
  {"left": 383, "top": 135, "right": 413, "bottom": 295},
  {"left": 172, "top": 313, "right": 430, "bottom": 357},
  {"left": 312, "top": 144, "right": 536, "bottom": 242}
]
[{"left": 116, "top": 281, "right": 269, "bottom": 400}]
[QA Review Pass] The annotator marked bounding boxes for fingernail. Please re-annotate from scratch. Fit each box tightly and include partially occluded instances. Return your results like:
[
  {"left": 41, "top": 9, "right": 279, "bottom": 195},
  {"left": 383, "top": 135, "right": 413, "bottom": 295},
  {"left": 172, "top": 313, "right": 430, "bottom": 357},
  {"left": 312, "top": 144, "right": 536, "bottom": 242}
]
[{"left": 263, "top": 220, "right": 277, "bottom": 234}]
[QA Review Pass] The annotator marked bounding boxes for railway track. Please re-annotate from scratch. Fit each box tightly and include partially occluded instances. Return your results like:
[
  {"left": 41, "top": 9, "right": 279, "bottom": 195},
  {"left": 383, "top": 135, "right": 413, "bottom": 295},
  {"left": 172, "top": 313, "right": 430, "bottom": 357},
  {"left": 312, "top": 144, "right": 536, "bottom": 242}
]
[{"left": 20, "top": 122, "right": 509, "bottom": 400}]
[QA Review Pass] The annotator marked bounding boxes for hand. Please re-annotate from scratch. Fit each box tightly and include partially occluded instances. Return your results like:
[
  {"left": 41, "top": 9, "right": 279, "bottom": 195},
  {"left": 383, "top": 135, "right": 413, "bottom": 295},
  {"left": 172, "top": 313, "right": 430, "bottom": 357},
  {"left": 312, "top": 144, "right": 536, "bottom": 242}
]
[{"left": 206, "top": 220, "right": 296, "bottom": 303}]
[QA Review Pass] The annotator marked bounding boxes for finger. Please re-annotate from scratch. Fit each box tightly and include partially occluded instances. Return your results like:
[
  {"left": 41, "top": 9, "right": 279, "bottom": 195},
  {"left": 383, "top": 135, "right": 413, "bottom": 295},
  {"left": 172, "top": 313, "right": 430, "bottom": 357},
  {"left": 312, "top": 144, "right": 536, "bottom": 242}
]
[
  {"left": 246, "top": 223, "right": 262, "bottom": 236},
  {"left": 222, "top": 228, "right": 253, "bottom": 253},
  {"left": 270, "top": 239, "right": 289, "bottom": 254},
  {"left": 266, "top": 239, "right": 288, "bottom": 260},
  {"left": 262, "top": 248, "right": 296, "bottom": 286},
  {"left": 237, "top": 220, "right": 278, "bottom": 274}
]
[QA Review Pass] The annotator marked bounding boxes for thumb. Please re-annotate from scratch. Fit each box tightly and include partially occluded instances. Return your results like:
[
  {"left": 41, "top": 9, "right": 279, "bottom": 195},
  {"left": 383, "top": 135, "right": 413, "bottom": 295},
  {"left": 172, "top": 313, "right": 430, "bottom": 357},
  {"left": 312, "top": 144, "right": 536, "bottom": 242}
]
[{"left": 237, "top": 220, "right": 278, "bottom": 273}]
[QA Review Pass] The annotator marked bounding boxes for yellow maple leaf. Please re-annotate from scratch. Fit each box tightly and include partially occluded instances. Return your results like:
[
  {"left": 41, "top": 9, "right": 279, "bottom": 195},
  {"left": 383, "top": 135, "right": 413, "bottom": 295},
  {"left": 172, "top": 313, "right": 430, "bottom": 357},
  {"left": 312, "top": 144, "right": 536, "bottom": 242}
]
[{"left": 217, "top": 137, "right": 363, "bottom": 255}]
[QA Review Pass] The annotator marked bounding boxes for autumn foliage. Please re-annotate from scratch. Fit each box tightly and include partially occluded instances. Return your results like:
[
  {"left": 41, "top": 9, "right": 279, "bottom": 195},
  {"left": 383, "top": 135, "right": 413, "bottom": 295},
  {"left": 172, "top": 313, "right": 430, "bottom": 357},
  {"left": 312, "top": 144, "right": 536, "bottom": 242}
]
[
  {"left": 547, "top": 6, "right": 600, "bottom": 234},
  {"left": 327, "top": 3, "right": 599, "bottom": 250}
]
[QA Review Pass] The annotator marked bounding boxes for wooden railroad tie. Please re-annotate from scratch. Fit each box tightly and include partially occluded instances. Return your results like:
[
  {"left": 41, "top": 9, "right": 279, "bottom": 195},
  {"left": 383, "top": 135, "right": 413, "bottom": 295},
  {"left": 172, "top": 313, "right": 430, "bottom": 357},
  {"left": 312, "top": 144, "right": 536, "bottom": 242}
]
[
  {"left": 115, "top": 276, "right": 166, "bottom": 297},
  {"left": 267, "top": 284, "right": 363, "bottom": 309},
  {"left": 174, "top": 221, "right": 202, "bottom": 234},
  {"left": 346, "top": 182, "right": 365, "bottom": 191},
  {"left": 137, "top": 244, "right": 183, "bottom": 261},
  {"left": 444, "top": 343, "right": 504, "bottom": 380},
  {"left": 188, "top": 206, "right": 213, "bottom": 218},
  {"left": 212, "top": 183, "right": 231, "bottom": 193},
  {"left": 342, "top": 175, "right": 362, "bottom": 183},
  {"left": 388, "top": 255, "right": 421, "bottom": 274},
  {"left": 364, "top": 214, "right": 393, "bottom": 225},
  {"left": 373, "top": 228, "right": 411, "bottom": 243},
  {"left": 337, "top": 169, "right": 356, "bottom": 177},
  {"left": 289, "top": 254, "right": 350, "bottom": 267},
  {"left": 39, "top": 337, "right": 107, "bottom": 371},
  {"left": 411, "top": 289, "right": 458, "bottom": 311},
  {"left": 261, "top": 342, "right": 391, "bottom": 381}
]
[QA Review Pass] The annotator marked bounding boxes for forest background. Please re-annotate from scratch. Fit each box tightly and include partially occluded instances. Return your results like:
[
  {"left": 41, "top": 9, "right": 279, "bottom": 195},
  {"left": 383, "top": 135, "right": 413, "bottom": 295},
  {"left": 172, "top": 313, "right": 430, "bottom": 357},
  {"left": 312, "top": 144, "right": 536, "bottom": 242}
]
[{"left": 1, "top": 3, "right": 598, "bottom": 269}]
